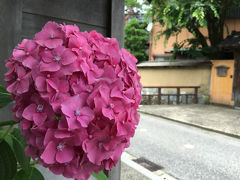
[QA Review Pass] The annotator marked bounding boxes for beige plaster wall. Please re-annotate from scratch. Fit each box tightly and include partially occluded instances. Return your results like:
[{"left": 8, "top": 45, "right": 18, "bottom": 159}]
[{"left": 139, "top": 66, "right": 211, "bottom": 95}]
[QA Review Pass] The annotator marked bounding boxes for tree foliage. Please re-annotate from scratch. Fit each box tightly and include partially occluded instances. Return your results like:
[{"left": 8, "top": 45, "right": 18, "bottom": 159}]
[
  {"left": 124, "top": 18, "right": 149, "bottom": 63},
  {"left": 146, "top": 0, "right": 240, "bottom": 59},
  {"left": 125, "top": 0, "right": 141, "bottom": 9}
]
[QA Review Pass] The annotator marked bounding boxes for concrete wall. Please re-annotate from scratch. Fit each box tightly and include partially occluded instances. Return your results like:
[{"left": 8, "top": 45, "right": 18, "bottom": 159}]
[
  {"left": 210, "top": 60, "right": 235, "bottom": 106},
  {"left": 150, "top": 18, "right": 240, "bottom": 60}
]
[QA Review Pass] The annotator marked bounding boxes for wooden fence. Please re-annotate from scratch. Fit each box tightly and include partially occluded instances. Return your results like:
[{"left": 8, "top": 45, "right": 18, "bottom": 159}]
[{"left": 142, "top": 86, "right": 200, "bottom": 105}]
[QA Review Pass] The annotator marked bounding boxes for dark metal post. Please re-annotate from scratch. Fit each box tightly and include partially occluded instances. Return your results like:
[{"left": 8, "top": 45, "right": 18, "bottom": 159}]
[
  {"left": 158, "top": 88, "right": 161, "bottom": 104},
  {"left": 194, "top": 87, "right": 198, "bottom": 104},
  {"left": 233, "top": 51, "right": 240, "bottom": 107},
  {"left": 148, "top": 95, "right": 151, "bottom": 105},
  {"left": 176, "top": 87, "right": 180, "bottom": 104}
]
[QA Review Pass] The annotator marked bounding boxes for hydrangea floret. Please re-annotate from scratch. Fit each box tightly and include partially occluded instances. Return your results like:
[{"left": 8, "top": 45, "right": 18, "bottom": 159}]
[{"left": 5, "top": 21, "right": 142, "bottom": 180}]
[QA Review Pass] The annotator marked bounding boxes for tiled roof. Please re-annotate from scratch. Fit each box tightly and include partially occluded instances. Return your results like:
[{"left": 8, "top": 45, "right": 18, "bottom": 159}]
[
  {"left": 137, "top": 60, "right": 212, "bottom": 68},
  {"left": 219, "top": 31, "right": 240, "bottom": 49},
  {"left": 227, "top": 7, "right": 240, "bottom": 18}
]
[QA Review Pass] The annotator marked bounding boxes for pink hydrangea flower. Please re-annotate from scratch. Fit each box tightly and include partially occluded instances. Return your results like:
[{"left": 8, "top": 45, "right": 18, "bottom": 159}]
[
  {"left": 13, "top": 39, "right": 39, "bottom": 69},
  {"left": 61, "top": 94, "right": 94, "bottom": 129},
  {"left": 41, "top": 140, "right": 70, "bottom": 164},
  {"left": 40, "top": 46, "right": 76, "bottom": 72},
  {"left": 34, "top": 21, "right": 64, "bottom": 48},
  {"left": 5, "top": 21, "right": 142, "bottom": 180},
  {"left": 22, "top": 94, "right": 55, "bottom": 126},
  {"left": 6, "top": 66, "right": 31, "bottom": 95}
]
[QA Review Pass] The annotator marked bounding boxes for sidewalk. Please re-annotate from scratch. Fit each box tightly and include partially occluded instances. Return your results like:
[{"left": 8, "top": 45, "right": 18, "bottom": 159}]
[{"left": 138, "top": 104, "right": 240, "bottom": 138}]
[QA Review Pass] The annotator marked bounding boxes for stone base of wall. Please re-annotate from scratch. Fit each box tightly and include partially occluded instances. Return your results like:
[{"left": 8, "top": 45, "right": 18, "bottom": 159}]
[{"left": 141, "top": 88, "right": 210, "bottom": 105}]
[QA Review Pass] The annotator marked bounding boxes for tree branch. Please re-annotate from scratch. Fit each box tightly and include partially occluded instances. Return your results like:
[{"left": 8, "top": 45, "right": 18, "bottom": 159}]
[
  {"left": 187, "top": 20, "right": 208, "bottom": 48},
  {"left": 125, "top": 7, "right": 133, "bottom": 25}
]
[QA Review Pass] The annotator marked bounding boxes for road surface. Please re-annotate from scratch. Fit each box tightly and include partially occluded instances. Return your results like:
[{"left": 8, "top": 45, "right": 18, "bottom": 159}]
[{"left": 126, "top": 113, "right": 240, "bottom": 180}]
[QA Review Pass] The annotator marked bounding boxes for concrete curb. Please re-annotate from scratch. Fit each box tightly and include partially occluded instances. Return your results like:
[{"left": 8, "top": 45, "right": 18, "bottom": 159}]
[
  {"left": 138, "top": 110, "right": 240, "bottom": 139},
  {"left": 121, "top": 152, "right": 177, "bottom": 180}
]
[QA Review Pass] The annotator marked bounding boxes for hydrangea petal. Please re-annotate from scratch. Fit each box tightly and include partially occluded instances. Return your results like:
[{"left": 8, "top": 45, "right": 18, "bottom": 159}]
[
  {"left": 33, "top": 112, "right": 47, "bottom": 125},
  {"left": 40, "top": 62, "right": 61, "bottom": 72},
  {"left": 56, "top": 146, "right": 74, "bottom": 163},
  {"left": 40, "top": 141, "right": 57, "bottom": 164},
  {"left": 23, "top": 56, "right": 38, "bottom": 69},
  {"left": 22, "top": 104, "right": 37, "bottom": 120}
]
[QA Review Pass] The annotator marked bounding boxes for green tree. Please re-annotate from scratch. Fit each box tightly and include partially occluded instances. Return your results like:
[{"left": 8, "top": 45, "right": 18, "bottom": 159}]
[
  {"left": 146, "top": 0, "right": 240, "bottom": 59},
  {"left": 124, "top": 18, "right": 149, "bottom": 63}
]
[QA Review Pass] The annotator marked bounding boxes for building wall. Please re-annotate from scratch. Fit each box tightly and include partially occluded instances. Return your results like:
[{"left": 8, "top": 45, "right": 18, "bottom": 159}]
[
  {"left": 150, "top": 18, "right": 240, "bottom": 60},
  {"left": 139, "top": 66, "right": 211, "bottom": 96},
  {"left": 210, "top": 60, "right": 234, "bottom": 106}
]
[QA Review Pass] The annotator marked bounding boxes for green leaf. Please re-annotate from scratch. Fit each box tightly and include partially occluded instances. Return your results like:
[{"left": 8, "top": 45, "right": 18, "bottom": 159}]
[
  {"left": 0, "top": 84, "right": 12, "bottom": 108},
  {"left": 29, "top": 168, "right": 44, "bottom": 180},
  {"left": 11, "top": 128, "right": 27, "bottom": 147},
  {"left": 4, "top": 133, "right": 14, "bottom": 150},
  {"left": 0, "top": 140, "right": 17, "bottom": 180},
  {"left": 0, "top": 84, "right": 8, "bottom": 93},
  {"left": 13, "top": 170, "right": 27, "bottom": 180},
  {"left": 13, "top": 167, "right": 44, "bottom": 180},
  {"left": 11, "top": 128, "right": 30, "bottom": 173},
  {"left": 92, "top": 171, "right": 108, "bottom": 180},
  {"left": 0, "top": 130, "right": 14, "bottom": 150}
]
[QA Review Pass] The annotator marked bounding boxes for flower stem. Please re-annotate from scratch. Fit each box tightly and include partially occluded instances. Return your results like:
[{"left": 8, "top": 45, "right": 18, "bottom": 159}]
[
  {"left": 0, "top": 120, "right": 18, "bottom": 127},
  {"left": 0, "top": 124, "right": 14, "bottom": 143},
  {"left": 17, "top": 161, "right": 38, "bottom": 169},
  {"left": 30, "top": 161, "right": 38, "bottom": 167}
]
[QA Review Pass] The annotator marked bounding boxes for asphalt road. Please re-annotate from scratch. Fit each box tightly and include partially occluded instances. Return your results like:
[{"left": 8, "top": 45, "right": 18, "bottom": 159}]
[{"left": 126, "top": 113, "right": 240, "bottom": 180}]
